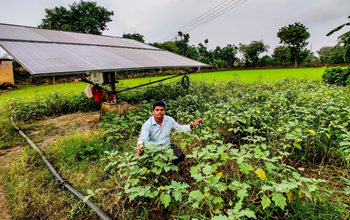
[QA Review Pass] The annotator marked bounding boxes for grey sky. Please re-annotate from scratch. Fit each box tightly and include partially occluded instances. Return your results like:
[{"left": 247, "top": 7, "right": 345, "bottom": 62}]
[{"left": 0, "top": 0, "right": 349, "bottom": 57}]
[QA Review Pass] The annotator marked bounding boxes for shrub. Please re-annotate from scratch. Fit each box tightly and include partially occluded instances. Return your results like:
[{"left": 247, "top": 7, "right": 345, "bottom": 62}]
[
  {"left": 322, "top": 67, "right": 350, "bottom": 85},
  {"left": 9, "top": 92, "right": 99, "bottom": 121}
]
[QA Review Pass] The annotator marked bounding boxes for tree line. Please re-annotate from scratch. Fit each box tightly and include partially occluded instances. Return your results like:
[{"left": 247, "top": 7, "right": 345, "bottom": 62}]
[{"left": 37, "top": 1, "right": 350, "bottom": 69}]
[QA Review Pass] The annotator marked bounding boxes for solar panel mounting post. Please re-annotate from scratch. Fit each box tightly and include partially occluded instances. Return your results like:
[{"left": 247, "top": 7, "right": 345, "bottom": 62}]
[{"left": 108, "top": 71, "right": 117, "bottom": 101}]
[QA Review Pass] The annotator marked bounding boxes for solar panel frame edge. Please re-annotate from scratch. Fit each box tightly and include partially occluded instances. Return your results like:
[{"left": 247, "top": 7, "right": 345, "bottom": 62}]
[
  {"left": 0, "top": 23, "right": 161, "bottom": 50},
  {"left": 31, "top": 64, "right": 210, "bottom": 77}
]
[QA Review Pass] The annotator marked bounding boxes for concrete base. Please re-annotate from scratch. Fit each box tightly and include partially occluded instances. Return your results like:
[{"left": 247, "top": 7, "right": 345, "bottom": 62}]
[{"left": 101, "top": 101, "right": 128, "bottom": 117}]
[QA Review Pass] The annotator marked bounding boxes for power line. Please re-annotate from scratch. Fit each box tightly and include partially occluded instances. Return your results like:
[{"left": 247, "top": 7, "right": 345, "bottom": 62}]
[
  {"left": 158, "top": 0, "right": 248, "bottom": 42},
  {"left": 160, "top": 0, "right": 239, "bottom": 42},
  {"left": 184, "top": 0, "right": 247, "bottom": 34},
  {"left": 158, "top": 0, "right": 232, "bottom": 42}
]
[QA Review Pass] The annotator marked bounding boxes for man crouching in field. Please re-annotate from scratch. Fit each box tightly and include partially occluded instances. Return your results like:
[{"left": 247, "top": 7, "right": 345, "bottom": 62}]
[{"left": 137, "top": 100, "right": 203, "bottom": 165}]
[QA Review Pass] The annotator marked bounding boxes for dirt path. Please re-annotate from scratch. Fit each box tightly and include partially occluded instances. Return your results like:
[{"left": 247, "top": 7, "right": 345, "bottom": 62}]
[{"left": 0, "top": 111, "right": 100, "bottom": 219}]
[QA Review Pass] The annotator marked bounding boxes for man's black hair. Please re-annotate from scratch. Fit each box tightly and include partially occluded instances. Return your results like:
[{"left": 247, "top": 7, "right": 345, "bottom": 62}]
[{"left": 153, "top": 100, "right": 165, "bottom": 110}]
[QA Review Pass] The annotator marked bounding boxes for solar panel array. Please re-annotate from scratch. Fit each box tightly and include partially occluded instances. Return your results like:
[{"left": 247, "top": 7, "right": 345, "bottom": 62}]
[{"left": 0, "top": 23, "right": 209, "bottom": 77}]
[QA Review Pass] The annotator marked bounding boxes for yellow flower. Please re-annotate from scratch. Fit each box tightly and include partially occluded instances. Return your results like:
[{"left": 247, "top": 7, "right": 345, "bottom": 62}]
[
  {"left": 255, "top": 168, "right": 266, "bottom": 180},
  {"left": 229, "top": 200, "right": 233, "bottom": 206},
  {"left": 324, "top": 91, "right": 328, "bottom": 95},
  {"left": 228, "top": 128, "right": 233, "bottom": 132},
  {"left": 160, "top": 186, "right": 165, "bottom": 190},
  {"left": 216, "top": 172, "right": 223, "bottom": 178},
  {"left": 329, "top": 122, "right": 334, "bottom": 127},
  {"left": 308, "top": 130, "right": 316, "bottom": 135},
  {"left": 287, "top": 191, "right": 293, "bottom": 203},
  {"left": 257, "top": 110, "right": 260, "bottom": 114},
  {"left": 326, "top": 133, "right": 331, "bottom": 139},
  {"left": 204, "top": 192, "right": 210, "bottom": 197}
]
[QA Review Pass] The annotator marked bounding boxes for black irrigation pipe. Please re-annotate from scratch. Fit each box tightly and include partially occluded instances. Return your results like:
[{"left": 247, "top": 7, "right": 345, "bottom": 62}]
[
  {"left": 81, "top": 73, "right": 188, "bottom": 94},
  {"left": 10, "top": 116, "right": 111, "bottom": 220}
]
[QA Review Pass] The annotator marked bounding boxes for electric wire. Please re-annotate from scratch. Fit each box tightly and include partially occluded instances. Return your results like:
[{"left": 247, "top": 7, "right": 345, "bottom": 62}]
[
  {"left": 184, "top": 0, "right": 247, "bottom": 33},
  {"left": 158, "top": 0, "right": 231, "bottom": 42},
  {"left": 159, "top": 0, "right": 248, "bottom": 42}
]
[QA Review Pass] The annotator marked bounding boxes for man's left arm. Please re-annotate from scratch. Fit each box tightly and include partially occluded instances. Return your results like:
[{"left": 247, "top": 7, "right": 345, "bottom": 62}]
[{"left": 172, "top": 118, "right": 203, "bottom": 132}]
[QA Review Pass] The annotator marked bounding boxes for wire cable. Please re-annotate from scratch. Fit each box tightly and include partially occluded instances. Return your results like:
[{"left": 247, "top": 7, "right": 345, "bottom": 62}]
[
  {"left": 184, "top": 0, "right": 247, "bottom": 33},
  {"left": 158, "top": 0, "right": 232, "bottom": 42},
  {"left": 159, "top": 0, "right": 248, "bottom": 42}
]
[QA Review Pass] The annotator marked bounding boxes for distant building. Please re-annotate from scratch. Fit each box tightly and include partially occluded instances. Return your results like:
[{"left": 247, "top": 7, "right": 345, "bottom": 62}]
[{"left": 0, "top": 59, "right": 14, "bottom": 84}]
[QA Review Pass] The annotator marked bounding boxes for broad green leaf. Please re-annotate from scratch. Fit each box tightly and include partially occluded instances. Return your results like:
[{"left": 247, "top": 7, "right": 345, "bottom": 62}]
[
  {"left": 212, "top": 196, "right": 224, "bottom": 204},
  {"left": 237, "top": 189, "right": 248, "bottom": 200},
  {"left": 214, "top": 182, "right": 227, "bottom": 192},
  {"left": 229, "top": 181, "right": 241, "bottom": 191},
  {"left": 189, "top": 190, "right": 205, "bottom": 202},
  {"left": 272, "top": 193, "right": 287, "bottom": 210},
  {"left": 190, "top": 165, "right": 201, "bottom": 175},
  {"left": 192, "top": 173, "right": 204, "bottom": 182},
  {"left": 212, "top": 214, "right": 229, "bottom": 220},
  {"left": 234, "top": 200, "right": 242, "bottom": 211},
  {"left": 173, "top": 190, "right": 181, "bottom": 201},
  {"left": 293, "top": 172, "right": 301, "bottom": 180},
  {"left": 203, "top": 165, "right": 213, "bottom": 175},
  {"left": 261, "top": 195, "right": 271, "bottom": 209},
  {"left": 160, "top": 193, "right": 171, "bottom": 208},
  {"left": 265, "top": 162, "right": 275, "bottom": 172},
  {"left": 239, "top": 162, "right": 251, "bottom": 174},
  {"left": 131, "top": 178, "right": 139, "bottom": 186},
  {"left": 293, "top": 143, "right": 301, "bottom": 150},
  {"left": 236, "top": 208, "right": 257, "bottom": 219},
  {"left": 209, "top": 176, "right": 220, "bottom": 185}
]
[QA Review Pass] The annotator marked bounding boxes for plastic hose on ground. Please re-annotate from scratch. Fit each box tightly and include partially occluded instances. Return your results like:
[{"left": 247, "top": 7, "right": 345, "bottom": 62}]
[{"left": 10, "top": 116, "right": 111, "bottom": 220}]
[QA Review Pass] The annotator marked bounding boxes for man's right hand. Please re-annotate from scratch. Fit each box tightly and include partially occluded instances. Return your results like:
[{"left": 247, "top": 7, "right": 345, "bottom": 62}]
[{"left": 137, "top": 144, "right": 143, "bottom": 156}]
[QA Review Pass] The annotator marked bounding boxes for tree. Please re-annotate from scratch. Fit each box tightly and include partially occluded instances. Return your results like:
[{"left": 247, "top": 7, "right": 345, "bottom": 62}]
[
  {"left": 327, "top": 15, "right": 350, "bottom": 62},
  {"left": 329, "top": 45, "right": 346, "bottom": 63},
  {"left": 277, "top": 22, "right": 310, "bottom": 67},
  {"left": 38, "top": 1, "right": 114, "bottom": 35},
  {"left": 239, "top": 40, "right": 269, "bottom": 67},
  {"left": 272, "top": 45, "right": 290, "bottom": 66},
  {"left": 122, "top": 33, "right": 145, "bottom": 43},
  {"left": 317, "top": 46, "right": 333, "bottom": 57},
  {"left": 175, "top": 31, "right": 190, "bottom": 57}
]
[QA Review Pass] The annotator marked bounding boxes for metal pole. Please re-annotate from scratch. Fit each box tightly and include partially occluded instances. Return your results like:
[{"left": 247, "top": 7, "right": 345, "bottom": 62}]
[{"left": 108, "top": 72, "right": 116, "bottom": 102}]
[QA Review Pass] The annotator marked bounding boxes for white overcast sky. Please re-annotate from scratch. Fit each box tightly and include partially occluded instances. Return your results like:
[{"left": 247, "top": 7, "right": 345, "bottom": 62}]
[{"left": 0, "top": 0, "right": 349, "bottom": 57}]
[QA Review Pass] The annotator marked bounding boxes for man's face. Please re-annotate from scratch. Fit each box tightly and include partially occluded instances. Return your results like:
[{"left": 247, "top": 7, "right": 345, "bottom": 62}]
[{"left": 152, "top": 106, "right": 165, "bottom": 120}]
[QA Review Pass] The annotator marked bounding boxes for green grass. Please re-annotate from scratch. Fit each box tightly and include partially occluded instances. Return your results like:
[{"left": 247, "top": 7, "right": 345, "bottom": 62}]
[
  {"left": 0, "top": 82, "right": 87, "bottom": 106},
  {"left": 118, "top": 67, "right": 326, "bottom": 86}
]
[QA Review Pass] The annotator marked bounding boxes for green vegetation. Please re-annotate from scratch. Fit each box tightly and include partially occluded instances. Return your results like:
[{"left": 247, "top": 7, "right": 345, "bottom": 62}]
[
  {"left": 277, "top": 22, "right": 311, "bottom": 67},
  {"left": 38, "top": 1, "right": 114, "bottom": 35},
  {"left": 2, "top": 77, "right": 350, "bottom": 219},
  {"left": 0, "top": 68, "right": 325, "bottom": 107},
  {"left": 322, "top": 66, "right": 350, "bottom": 85}
]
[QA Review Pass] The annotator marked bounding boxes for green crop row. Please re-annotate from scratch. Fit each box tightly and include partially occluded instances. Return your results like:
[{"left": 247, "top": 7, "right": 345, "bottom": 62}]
[{"left": 3, "top": 77, "right": 350, "bottom": 219}]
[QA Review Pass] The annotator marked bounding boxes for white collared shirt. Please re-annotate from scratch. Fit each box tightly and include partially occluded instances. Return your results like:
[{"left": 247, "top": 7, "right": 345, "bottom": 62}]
[{"left": 137, "top": 115, "right": 191, "bottom": 148}]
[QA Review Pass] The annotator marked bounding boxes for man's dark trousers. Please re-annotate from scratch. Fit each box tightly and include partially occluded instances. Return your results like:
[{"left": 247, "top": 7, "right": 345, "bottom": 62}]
[{"left": 170, "top": 144, "right": 185, "bottom": 165}]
